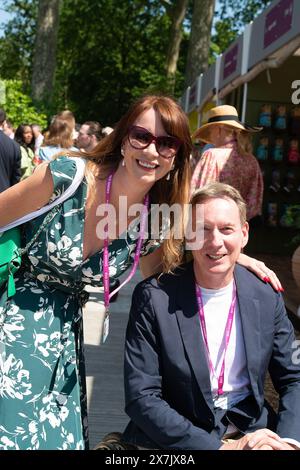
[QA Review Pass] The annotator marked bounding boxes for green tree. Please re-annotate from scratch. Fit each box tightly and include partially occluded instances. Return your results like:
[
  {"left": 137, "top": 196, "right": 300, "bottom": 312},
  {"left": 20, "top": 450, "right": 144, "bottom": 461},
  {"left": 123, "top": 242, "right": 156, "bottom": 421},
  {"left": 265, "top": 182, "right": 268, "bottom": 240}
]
[
  {"left": 0, "top": 0, "right": 273, "bottom": 124},
  {"left": 164, "top": 0, "right": 189, "bottom": 92},
  {"left": 185, "top": 0, "right": 215, "bottom": 86},
  {"left": 54, "top": 0, "right": 179, "bottom": 124},
  {"left": 31, "top": 0, "right": 60, "bottom": 108},
  {"left": 0, "top": 80, "right": 47, "bottom": 127},
  {"left": 0, "top": 0, "right": 38, "bottom": 85}
]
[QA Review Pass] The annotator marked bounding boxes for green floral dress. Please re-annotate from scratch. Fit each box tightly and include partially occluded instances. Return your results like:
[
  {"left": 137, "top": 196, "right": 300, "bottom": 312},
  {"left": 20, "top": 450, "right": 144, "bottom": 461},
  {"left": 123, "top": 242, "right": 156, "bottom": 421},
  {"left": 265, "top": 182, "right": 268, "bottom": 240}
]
[{"left": 0, "top": 157, "right": 160, "bottom": 450}]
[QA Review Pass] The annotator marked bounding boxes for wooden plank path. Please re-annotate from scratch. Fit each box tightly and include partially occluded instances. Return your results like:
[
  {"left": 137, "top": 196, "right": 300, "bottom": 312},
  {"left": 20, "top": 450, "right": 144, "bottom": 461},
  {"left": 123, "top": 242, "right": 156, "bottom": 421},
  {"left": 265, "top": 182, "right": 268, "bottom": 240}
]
[{"left": 83, "top": 271, "right": 142, "bottom": 449}]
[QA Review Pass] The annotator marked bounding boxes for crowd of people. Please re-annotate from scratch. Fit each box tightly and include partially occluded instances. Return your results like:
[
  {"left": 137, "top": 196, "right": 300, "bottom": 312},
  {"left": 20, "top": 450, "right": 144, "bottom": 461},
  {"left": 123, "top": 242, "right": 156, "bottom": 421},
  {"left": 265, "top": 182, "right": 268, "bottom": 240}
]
[
  {"left": 0, "top": 96, "right": 299, "bottom": 451},
  {"left": 0, "top": 108, "right": 111, "bottom": 184}
]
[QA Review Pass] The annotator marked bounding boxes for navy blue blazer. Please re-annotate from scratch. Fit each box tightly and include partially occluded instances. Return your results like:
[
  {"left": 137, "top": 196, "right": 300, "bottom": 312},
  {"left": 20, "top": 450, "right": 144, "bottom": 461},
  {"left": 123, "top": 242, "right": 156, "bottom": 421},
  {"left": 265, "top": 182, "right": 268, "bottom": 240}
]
[
  {"left": 123, "top": 262, "right": 300, "bottom": 450},
  {"left": 0, "top": 130, "right": 21, "bottom": 193}
]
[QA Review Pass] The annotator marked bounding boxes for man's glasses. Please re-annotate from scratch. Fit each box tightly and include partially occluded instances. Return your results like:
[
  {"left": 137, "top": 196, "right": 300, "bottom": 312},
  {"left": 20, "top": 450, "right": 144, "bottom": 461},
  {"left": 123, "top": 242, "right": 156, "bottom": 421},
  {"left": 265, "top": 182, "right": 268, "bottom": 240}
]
[{"left": 128, "top": 125, "right": 181, "bottom": 159}]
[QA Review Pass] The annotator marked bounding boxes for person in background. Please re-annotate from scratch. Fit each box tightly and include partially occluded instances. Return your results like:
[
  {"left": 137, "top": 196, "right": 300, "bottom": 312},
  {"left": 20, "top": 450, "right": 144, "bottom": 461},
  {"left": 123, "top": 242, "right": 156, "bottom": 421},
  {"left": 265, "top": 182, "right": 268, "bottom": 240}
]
[
  {"left": 74, "top": 123, "right": 81, "bottom": 145},
  {"left": 3, "top": 119, "right": 15, "bottom": 139},
  {"left": 0, "top": 108, "right": 21, "bottom": 192},
  {"left": 32, "top": 124, "right": 44, "bottom": 164},
  {"left": 77, "top": 121, "right": 102, "bottom": 152},
  {"left": 57, "top": 109, "right": 77, "bottom": 143},
  {"left": 39, "top": 116, "right": 77, "bottom": 162},
  {"left": 191, "top": 105, "right": 263, "bottom": 225},
  {"left": 14, "top": 124, "right": 35, "bottom": 180},
  {"left": 122, "top": 183, "right": 299, "bottom": 450}
]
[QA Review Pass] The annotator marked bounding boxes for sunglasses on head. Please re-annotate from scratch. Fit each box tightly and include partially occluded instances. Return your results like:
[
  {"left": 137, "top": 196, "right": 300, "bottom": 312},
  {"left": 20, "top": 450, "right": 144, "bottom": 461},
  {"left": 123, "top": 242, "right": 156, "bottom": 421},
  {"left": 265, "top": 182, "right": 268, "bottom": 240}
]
[{"left": 128, "top": 125, "right": 181, "bottom": 159}]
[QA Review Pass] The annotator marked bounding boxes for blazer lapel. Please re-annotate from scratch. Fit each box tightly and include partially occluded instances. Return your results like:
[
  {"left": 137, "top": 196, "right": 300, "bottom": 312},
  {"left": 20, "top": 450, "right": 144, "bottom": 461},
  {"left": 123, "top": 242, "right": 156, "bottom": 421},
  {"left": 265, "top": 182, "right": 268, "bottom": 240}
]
[
  {"left": 175, "top": 263, "right": 215, "bottom": 414},
  {"left": 234, "top": 267, "right": 261, "bottom": 399}
]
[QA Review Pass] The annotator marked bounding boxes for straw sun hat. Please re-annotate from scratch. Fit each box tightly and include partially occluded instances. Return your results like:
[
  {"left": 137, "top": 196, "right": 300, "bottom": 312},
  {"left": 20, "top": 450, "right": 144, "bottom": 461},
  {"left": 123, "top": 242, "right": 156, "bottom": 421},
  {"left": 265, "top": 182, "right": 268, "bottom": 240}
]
[{"left": 193, "top": 105, "right": 261, "bottom": 143}]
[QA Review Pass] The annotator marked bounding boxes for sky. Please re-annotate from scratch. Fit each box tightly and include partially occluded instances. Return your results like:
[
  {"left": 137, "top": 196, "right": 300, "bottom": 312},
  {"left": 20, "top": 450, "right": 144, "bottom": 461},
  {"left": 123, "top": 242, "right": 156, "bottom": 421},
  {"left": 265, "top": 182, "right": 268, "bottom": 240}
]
[{"left": 0, "top": 7, "right": 14, "bottom": 37}]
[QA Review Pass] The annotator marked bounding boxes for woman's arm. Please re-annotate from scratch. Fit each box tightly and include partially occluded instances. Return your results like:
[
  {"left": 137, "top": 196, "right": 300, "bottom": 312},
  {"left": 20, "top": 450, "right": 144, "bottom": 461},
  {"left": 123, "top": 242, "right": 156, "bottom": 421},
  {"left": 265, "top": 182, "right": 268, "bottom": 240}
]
[
  {"left": 140, "top": 246, "right": 283, "bottom": 290},
  {"left": 0, "top": 163, "right": 53, "bottom": 228},
  {"left": 237, "top": 253, "right": 283, "bottom": 291}
]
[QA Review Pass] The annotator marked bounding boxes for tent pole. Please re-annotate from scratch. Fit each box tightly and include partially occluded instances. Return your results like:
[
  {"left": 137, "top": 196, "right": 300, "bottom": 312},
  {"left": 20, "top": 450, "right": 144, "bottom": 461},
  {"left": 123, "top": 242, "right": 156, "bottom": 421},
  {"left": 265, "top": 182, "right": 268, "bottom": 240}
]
[{"left": 241, "top": 82, "right": 248, "bottom": 123}]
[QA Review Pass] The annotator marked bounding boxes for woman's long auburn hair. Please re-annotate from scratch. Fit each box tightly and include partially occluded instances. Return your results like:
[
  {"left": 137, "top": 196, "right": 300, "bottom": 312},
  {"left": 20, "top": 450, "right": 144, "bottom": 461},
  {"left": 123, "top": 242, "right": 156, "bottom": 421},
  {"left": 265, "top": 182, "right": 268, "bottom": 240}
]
[{"left": 71, "top": 95, "right": 192, "bottom": 273}]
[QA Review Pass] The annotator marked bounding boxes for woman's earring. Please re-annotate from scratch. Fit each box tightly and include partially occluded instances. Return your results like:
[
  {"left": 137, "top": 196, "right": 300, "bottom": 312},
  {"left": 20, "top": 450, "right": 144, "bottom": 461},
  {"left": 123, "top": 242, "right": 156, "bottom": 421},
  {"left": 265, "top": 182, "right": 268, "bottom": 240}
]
[
  {"left": 121, "top": 147, "right": 126, "bottom": 166},
  {"left": 166, "top": 164, "right": 175, "bottom": 181}
]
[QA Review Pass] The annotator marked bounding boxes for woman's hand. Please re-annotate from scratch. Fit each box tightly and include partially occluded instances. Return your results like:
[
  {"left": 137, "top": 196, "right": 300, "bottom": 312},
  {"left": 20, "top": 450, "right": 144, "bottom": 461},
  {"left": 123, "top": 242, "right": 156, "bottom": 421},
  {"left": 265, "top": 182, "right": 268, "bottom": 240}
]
[{"left": 237, "top": 253, "right": 283, "bottom": 292}]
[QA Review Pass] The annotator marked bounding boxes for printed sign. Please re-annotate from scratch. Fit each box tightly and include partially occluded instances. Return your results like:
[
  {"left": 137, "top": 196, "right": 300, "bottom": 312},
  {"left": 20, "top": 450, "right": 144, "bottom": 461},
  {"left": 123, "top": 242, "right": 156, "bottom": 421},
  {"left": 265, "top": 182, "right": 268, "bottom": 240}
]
[
  {"left": 223, "top": 44, "right": 239, "bottom": 80},
  {"left": 264, "top": 0, "right": 293, "bottom": 49}
]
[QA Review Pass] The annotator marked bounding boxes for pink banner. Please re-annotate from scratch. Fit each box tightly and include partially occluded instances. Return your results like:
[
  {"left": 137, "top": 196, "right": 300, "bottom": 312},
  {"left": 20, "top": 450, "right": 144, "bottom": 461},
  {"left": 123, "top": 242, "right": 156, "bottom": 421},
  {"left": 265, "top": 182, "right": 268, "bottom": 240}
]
[
  {"left": 264, "top": 0, "right": 293, "bottom": 49},
  {"left": 223, "top": 44, "right": 239, "bottom": 80}
]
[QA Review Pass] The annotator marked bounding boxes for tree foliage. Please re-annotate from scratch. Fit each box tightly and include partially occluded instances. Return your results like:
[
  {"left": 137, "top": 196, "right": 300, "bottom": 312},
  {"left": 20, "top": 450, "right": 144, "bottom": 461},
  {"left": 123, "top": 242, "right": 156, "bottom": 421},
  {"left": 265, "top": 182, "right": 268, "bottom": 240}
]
[
  {"left": 0, "top": 0, "right": 274, "bottom": 124},
  {"left": 54, "top": 0, "right": 183, "bottom": 125},
  {"left": 0, "top": 80, "right": 47, "bottom": 127},
  {"left": 0, "top": 0, "right": 38, "bottom": 85}
]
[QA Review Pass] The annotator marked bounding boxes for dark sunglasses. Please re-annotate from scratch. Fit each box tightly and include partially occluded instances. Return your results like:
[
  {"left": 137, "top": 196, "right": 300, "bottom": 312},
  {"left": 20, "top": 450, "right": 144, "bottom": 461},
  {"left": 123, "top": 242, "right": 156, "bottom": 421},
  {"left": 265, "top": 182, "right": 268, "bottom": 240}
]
[{"left": 128, "top": 125, "right": 181, "bottom": 159}]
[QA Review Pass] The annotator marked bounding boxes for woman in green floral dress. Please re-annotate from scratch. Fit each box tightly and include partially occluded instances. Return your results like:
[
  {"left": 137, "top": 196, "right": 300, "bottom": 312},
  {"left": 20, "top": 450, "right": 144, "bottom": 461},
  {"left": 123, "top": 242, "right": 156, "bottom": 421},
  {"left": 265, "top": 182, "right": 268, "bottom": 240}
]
[{"left": 0, "top": 95, "right": 282, "bottom": 450}]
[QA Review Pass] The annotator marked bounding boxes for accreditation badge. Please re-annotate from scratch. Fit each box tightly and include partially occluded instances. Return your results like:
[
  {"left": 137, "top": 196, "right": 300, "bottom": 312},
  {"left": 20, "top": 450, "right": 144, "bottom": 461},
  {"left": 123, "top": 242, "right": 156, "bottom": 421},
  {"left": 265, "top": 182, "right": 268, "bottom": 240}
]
[{"left": 101, "top": 311, "right": 110, "bottom": 344}]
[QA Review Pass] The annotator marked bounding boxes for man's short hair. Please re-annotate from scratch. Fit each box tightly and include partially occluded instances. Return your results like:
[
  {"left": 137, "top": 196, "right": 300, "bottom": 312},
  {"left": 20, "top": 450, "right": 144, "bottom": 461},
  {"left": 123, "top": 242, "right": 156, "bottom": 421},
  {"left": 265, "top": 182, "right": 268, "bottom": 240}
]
[
  {"left": 0, "top": 108, "right": 6, "bottom": 125},
  {"left": 5, "top": 119, "right": 13, "bottom": 129},
  {"left": 190, "top": 182, "right": 247, "bottom": 225},
  {"left": 83, "top": 121, "right": 102, "bottom": 141}
]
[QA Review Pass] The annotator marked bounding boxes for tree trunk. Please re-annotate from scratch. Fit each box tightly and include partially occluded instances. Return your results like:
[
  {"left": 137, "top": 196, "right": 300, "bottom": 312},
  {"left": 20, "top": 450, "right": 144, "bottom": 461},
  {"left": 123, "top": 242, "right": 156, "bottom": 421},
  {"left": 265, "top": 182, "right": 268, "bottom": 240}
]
[
  {"left": 185, "top": 0, "right": 215, "bottom": 87},
  {"left": 31, "top": 0, "right": 60, "bottom": 107},
  {"left": 165, "top": 0, "right": 189, "bottom": 92}
]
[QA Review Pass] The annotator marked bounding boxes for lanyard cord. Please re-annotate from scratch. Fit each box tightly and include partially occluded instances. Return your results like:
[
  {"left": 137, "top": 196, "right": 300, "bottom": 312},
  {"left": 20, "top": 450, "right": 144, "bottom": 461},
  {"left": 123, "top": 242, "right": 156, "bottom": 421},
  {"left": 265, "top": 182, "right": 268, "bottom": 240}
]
[
  {"left": 103, "top": 172, "right": 149, "bottom": 312},
  {"left": 195, "top": 281, "right": 236, "bottom": 396}
]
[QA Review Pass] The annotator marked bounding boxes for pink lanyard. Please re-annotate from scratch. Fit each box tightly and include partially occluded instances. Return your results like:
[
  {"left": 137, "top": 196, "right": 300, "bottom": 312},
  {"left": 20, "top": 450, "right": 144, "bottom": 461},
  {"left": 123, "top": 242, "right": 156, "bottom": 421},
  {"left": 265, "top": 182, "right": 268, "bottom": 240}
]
[
  {"left": 195, "top": 281, "right": 236, "bottom": 397},
  {"left": 103, "top": 172, "right": 149, "bottom": 312}
]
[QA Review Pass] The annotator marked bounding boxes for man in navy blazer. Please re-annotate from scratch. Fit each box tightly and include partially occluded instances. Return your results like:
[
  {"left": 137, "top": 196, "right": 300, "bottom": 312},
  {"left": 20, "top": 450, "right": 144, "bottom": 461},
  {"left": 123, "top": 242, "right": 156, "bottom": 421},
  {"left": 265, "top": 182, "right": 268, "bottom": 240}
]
[
  {"left": 123, "top": 182, "right": 300, "bottom": 450},
  {"left": 0, "top": 108, "right": 21, "bottom": 193}
]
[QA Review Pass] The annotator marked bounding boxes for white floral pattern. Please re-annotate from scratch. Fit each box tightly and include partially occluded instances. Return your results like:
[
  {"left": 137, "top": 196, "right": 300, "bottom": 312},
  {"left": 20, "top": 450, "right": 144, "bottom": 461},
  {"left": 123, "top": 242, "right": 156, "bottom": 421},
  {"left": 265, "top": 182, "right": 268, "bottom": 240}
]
[{"left": 0, "top": 157, "right": 160, "bottom": 450}]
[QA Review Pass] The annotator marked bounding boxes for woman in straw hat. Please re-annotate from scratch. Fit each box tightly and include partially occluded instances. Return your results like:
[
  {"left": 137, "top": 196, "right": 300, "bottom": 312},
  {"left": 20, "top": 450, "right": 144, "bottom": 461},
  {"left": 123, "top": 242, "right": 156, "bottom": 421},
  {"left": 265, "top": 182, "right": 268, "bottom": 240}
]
[{"left": 191, "top": 105, "right": 263, "bottom": 223}]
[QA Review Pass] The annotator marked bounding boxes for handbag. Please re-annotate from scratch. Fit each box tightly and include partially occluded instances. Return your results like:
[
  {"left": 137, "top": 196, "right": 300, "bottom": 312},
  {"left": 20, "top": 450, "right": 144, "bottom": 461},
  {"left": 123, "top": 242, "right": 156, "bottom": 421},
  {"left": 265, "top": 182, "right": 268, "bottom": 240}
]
[
  {"left": 0, "top": 157, "right": 86, "bottom": 297},
  {"left": 0, "top": 227, "right": 21, "bottom": 297}
]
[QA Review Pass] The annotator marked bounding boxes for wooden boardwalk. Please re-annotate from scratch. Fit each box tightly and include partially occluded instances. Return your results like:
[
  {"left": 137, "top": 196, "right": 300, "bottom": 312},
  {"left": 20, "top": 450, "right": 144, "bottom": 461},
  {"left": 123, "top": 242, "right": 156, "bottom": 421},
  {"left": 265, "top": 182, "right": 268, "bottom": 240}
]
[{"left": 83, "top": 271, "right": 142, "bottom": 449}]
